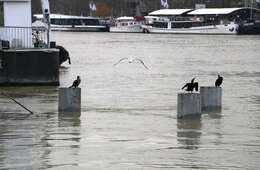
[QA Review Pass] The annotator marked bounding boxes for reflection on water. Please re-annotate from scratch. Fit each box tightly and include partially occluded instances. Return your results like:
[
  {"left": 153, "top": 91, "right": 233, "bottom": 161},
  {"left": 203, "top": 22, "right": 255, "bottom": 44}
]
[
  {"left": 177, "top": 118, "right": 201, "bottom": 149},
  {"left": 58, "top": 111, "right": 81, "bottom": 128},
  {"left": 1, "top": 33, "right": 260, "bottom": 169},
  {"left": 0, "top": 86, "right": 58, "bottom": 114}
]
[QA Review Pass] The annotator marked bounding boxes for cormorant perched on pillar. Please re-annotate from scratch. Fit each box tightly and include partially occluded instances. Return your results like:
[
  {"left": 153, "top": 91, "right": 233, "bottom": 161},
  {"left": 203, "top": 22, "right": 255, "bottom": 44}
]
[
  {"left": 215, "top": 75, "right": 223, "bottom": 87},
  {"left": 182, "top": 78, "right": 199, "bottom": 93},
  {"left": 56, "top": 45, "right": 71, "bottom": 65},
  {"left": 70, "top": 76, "right": 81, "bottom": 88}
]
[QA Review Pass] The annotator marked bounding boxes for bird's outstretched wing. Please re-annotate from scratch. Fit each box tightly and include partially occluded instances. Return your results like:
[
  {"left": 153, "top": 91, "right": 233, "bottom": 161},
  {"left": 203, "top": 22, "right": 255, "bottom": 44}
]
[
  {"left": 182, "top": 83, "right": 188, "bottom": 90},
  {"left": 194, "top": 82, "right": 199, "bottom": 91},
  {"left": 219, "top": 77, "right": 223, "bottom": 86},
  {"left": 136, "top": 58, "right": 149, "bottom": 69},
  {"left": 215, "top": 79, "right": 218, "bottom": 87},
  {"left": 113, "top": 58, "right": 128, "bottom": 66}
]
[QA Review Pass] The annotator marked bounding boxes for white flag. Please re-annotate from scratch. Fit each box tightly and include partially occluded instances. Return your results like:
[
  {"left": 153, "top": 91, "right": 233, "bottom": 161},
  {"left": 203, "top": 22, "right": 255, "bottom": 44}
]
[
  {"left": 161, "top": 0, "right": 164, "bottom": 6},
  {"left": 89, "top": 2, "right": 96, "bottom": 11},
  {"left": 164, "top": 0, "right": 169, "bottom": 8},
  {"left": 161, "top": 0, "right": 168, "bottom": 8}
]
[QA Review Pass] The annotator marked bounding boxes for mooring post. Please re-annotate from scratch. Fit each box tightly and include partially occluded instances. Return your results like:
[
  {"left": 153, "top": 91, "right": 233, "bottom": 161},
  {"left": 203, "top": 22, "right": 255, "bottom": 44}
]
[
  {"left": 59, "top": 88, "right": 81, "bottom": 112},
  {"left": 177, "top": 93, "right": 201, "bottom": 119},
  {"left": 200, "top": 86, "right": 222, "bottom": 111}
]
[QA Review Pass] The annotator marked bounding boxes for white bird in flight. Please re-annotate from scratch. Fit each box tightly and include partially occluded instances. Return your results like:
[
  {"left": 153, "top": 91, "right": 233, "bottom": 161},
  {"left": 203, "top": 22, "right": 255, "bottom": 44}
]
[{"left": 113, "top": 57, "right": 149, "bottom": 69}]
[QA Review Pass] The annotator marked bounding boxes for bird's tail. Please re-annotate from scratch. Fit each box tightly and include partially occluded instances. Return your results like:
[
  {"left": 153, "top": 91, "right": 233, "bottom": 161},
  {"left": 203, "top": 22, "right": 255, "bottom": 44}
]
[{"left": 68, "top": 57, "right": 71, "bottom": 65}]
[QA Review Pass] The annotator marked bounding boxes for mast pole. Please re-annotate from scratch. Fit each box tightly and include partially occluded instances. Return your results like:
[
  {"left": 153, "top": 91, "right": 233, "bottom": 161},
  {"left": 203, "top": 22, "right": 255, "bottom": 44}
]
[
  {"left": 41, "top": 0, "right": 51, "bottom": 47},
  {"left": 250, "top": 0, "right": 253, "bottom": 20}
]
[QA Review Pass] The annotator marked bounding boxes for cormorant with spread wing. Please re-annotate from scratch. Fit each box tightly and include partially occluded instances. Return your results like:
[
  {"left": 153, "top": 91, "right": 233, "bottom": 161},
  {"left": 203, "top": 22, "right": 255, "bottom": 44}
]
[
  {"left": 182, "top": 78, "right": 199, "bottom": 92},
  {"left": 215, "top": 75, "right": 223, "bottom": 87},
  {"left": 70, "top": 76, "right": 81, "bottom": 88}
]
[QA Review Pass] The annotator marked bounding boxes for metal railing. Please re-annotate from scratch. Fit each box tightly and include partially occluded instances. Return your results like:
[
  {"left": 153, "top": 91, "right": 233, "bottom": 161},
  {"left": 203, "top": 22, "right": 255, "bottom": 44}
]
[{"left": 0, "top": 26, "right": 48, "bottom": 49}]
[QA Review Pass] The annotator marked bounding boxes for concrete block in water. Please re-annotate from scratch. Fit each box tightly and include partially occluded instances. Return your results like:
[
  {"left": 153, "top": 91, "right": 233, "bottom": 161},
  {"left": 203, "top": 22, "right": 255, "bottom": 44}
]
[
  {"left": 59, "top": 88, "right": 81, "bottom": 111},
  {"left": 177, "top": 93, "right": 201, "bottom": 118},
  {"left": 0, "top": 49, "right": 59, "bottom": 86},
  {"left": 200, "top": 87, "right": 222, "bottom": 111}
]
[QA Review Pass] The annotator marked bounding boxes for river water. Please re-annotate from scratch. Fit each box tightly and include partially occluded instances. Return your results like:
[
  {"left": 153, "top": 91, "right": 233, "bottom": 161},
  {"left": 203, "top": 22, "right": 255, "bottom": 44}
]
[{"left": 1, "top": 32, "right": 260, "bottom": 169}]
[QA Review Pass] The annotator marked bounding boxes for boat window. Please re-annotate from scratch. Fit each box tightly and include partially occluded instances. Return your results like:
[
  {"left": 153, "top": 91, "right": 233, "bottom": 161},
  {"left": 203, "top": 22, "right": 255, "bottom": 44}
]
[
  {"left": 51, "top": 19, "right": 72, "bottom": 25},
  {"left": 153, "top": 22, "right": 168, "bottom": 28},
  {"left": 0, "top": 56, "right": 2, "bottom": 69},
  {"left": 51, "top": 18, "right": 100, "bottom": 26},
  {"left": 171, "top": 22, "right": 192, "bottom": 28},
  {"left": 73, "top": 19, "right": 82, "bottom": 25},
  {"left": 255, "top": 12, "right": 260, "bottom": 21},
  {"left": 82, "top": 19, "right": 99, "bottom": 25}
]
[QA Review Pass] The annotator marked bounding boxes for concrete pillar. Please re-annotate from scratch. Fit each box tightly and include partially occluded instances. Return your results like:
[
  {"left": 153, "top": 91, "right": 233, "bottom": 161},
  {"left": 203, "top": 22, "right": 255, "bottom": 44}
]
[
  {"left": 59, "top": 88, "right": 81, "bottom": 112},
  {"left": 200, "top": 86, "right": 222, "bottom": 111},
  {"left": 177, "top": 93, "right": 201, "bottom": 119}
]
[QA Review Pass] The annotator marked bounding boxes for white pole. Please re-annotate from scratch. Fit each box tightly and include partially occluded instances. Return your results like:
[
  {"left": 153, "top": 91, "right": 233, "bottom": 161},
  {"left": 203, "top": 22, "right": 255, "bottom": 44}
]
[{"left": 41, "top": 0, "right": 51, "bottom": 47}]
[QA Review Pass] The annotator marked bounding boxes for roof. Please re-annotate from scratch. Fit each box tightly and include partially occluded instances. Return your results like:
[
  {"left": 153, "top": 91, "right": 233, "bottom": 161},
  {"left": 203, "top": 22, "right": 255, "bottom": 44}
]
[
  {"left": 149, "top": 9, "right": 193, "bottom": 16},
  {"left": 0, "top": 0, "right": 30, "bottom": 1},
  {"left": 116, "top": 16, "right": 134, "bottom": 20},
  {"left": 33, "top": 14, "right": 99, "bottom": 20},
  {"left": 188, "top": 8, "right": 242, "bottom": 15},
  {"left": 144, "top": 16, "right": 160, "bottom": 19}
]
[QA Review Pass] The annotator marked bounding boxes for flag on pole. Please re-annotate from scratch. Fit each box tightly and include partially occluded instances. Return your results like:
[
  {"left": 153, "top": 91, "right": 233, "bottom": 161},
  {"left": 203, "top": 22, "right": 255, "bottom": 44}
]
[
  {"left": 161, "top": 0, "right": 169, "bottom": 8},
  {"left": 89, "top": 1, "right": 96, "bottom": 11}
]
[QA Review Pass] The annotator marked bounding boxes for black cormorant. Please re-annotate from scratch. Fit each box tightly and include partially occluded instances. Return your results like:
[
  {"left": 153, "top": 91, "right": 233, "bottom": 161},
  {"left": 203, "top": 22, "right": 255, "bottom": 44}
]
[
  {"left": 215, "top": 75, "right": 223, "bottom": 87},
  {"left": 56, "top": 45, "right": 71, "bottom": 65},
  {"left": 70, "top": 76, "right": 81, "bottom": 88},
  {"left": 182, "top": 78, "right": 199, "bottom": 92}
]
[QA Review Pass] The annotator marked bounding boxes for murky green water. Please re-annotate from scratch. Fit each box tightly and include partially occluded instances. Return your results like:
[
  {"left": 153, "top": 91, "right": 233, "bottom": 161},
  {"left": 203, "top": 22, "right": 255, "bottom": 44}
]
[{"left": 1, "top": 32, "right": 260, "bottom": 169}]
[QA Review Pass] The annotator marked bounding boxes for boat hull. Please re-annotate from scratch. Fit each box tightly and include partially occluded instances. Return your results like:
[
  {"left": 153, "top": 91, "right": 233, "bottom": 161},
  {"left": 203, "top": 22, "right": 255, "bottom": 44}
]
[
  {"left": 237, "top": 22, "right": 260, "bottom": 34},
  {"left": 110, "top": 24, "right": 144, "bottom": 33},
  {"left": 51, "top": 25, "right": 109, "bottom": 32},
  {"left": 144, "top": 24, "right": 238, "bottom": 35}
]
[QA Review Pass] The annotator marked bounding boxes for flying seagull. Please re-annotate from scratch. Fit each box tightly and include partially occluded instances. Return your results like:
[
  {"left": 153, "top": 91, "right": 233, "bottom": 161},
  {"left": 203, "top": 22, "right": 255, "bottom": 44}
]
[
  {"left": 182, "top": 78, "right": 199, "bottom": 93},
  {"left": 70, "top": 76, "right": 81, "bottom": 88},
  {"left": 215, "top": 75, "right": 223, "bottom": 87},
  {"left": 113, "top": 57, "right": 148, "bottom": 69}
]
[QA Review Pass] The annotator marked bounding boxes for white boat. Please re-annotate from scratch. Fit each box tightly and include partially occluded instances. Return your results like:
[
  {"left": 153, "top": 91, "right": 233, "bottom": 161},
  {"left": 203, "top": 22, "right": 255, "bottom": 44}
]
[
  {"left": 143, "top": 8, "right": 248, "bottom": 35},
  {"left": 110, "top": 16, "right": 145, "bottom": 33},
  {"left": 144, "top": 20, "right": 239, "bottom": 35},
  {"left": 33, "top": 14, "right": 109, "bottom": 32}
]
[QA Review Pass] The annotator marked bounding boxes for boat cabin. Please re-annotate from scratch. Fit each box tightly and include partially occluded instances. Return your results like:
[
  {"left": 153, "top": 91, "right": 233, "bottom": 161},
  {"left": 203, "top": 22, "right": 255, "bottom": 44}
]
[
  {"left": 148, "top": 8, "right": 260, "bottom": 29},
  {"left": 148, "top": 9, "right": 196, "bottom": 28},
  {"left": 112, "top": 16, "right": 145, "bottom": 27},
  {"left": 0, "top": 0, "right": 32, "bottom": 48},
  {"left": 34, "top": 14, "right": 101, "bottom": 26},
  {"left": 188, "top": 8, "right": 260, "bottom": 25}
]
